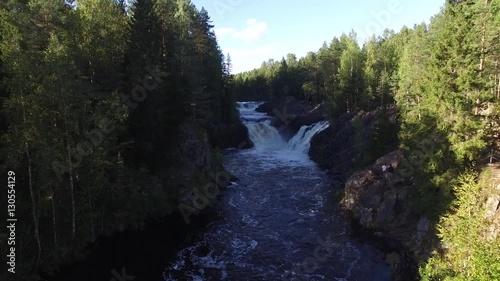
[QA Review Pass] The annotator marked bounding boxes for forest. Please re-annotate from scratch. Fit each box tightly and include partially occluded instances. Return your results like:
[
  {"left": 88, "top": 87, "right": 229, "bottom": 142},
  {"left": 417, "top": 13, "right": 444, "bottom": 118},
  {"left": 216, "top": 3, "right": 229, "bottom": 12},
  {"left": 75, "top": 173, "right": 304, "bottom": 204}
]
[
  {"left": 233, "top": 0, "right": 500, "bottom": 279},
  {"left": 0, "top": 0, "right": 241, "bottom": 279},
  {"left": 0, "top": 0, "right": 499, "bottom": 280}
]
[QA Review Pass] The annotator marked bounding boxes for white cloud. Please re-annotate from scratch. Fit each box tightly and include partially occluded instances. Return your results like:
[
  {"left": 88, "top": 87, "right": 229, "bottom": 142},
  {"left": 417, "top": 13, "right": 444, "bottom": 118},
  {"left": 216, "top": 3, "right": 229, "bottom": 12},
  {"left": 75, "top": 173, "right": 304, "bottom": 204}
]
[
  {"left": 233, "top": 18, "right": 267, "bottom": 41},
  {"left": 215, "top": 18, "right": 268, "bottom": 41},
  {"left": 225, "top": 45, "right": 280, "bottom": 73},
  {"left": 226, "top": 45, "right": 277, "bottom": 58},
  {"left": 215, "top": 27, "right": 236, "bottom": 38}
]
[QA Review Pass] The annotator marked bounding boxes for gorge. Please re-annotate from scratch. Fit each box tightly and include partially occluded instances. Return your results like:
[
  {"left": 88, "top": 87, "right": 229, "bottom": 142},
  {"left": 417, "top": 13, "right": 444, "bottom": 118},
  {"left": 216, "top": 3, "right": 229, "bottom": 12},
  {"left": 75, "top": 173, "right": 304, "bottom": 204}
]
[{"left": 47, "top": 101, "right": 414, "bottom": 281}]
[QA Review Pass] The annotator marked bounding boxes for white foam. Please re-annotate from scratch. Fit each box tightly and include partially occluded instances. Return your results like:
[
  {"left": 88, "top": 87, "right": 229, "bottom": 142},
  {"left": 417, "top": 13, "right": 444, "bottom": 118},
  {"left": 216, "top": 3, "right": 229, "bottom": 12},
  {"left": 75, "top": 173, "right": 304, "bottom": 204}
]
[{"left": 237, "top": 102, "right": 329, "bottom": 165}]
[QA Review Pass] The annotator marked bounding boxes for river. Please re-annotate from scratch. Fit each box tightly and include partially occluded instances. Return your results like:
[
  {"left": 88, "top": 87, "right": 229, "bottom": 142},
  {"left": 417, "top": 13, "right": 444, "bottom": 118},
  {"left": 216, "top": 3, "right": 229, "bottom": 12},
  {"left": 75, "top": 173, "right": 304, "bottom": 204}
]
[{"left": 164, "top": 102, "right": 392, "bottom": 280}]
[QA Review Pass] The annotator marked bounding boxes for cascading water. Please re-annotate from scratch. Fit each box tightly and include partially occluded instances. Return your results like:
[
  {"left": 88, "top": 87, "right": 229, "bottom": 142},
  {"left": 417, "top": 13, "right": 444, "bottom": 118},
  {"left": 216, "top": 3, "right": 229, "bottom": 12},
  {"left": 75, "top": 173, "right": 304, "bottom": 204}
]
[
  {"left": 238, "top": 101, "right": 330, "bottom": 161},
  {"left": 287, "top": 121, "right": 330, "bottom": 154},
  {"left": 238, "top": 102, "right": 283, "bottom": 148},
  {"left": 164, "top": 101, "right": 393, "bottom": 281}
]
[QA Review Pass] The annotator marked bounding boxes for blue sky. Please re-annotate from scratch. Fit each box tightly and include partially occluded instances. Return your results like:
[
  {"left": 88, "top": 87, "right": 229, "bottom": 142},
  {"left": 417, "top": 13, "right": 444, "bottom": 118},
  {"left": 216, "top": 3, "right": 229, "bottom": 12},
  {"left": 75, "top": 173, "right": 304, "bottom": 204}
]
[{"left": 190, "top": 0, "right": 445, "bottom": 73}]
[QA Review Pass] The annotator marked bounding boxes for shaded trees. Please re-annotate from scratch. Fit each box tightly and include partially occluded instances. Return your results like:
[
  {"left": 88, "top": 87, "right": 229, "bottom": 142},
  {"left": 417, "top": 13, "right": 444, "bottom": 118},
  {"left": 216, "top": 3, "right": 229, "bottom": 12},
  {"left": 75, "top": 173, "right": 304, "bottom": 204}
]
[{"left": 0, "top": 0, "right": 239, "bottom": 279}]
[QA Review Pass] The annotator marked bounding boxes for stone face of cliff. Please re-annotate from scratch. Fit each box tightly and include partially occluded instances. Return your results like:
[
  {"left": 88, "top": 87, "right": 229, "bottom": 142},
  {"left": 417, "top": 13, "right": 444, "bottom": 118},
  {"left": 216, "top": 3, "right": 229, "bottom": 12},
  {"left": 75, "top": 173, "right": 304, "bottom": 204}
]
[
  {"left": 308, "top": 112, "right": 358, "bottom": 175},
  {"left": 341, "top": 150, "right": 438, "bottom": 262},
  {"left": 309, "top": 106, "right": 399, "bottom": 179},
  {"left": 175, "top": 121, "right": 213, "bottom": 180},
  {"left": 340, "top": 156, "right": 500, "bottom": 264},
  {"left": 211, "top": 122, "right": 253, "bottom": 150},
  {"left": 483, "top": 164, "right": 500, "bottom": 242},
  {"left": 164, "top": 120, "right": 235, "bottom": 203}
]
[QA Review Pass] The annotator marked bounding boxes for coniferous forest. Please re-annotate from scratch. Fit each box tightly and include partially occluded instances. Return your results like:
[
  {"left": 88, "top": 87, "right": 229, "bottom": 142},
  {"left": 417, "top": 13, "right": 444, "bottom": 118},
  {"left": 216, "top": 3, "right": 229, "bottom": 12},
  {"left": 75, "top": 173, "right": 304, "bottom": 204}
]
[
  {"left": 0, "top": 0, "right": 499, "bottom": 280},
  {"left": 0, "top": 0, "right": 241, "bottom": 279}
]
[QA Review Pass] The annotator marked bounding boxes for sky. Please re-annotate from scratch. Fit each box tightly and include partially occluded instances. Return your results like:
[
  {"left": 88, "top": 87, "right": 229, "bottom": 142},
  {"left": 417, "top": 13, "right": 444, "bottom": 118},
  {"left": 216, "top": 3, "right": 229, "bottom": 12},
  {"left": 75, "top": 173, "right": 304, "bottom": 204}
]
[{"left": 190, "top": 0, "right": 445, "bottom": 74}]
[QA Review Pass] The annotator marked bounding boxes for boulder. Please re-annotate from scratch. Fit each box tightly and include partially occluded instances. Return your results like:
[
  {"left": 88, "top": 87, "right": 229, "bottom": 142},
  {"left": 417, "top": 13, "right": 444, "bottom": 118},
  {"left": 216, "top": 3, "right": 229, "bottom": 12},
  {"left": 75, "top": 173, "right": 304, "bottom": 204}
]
[{"left": 212, "top": 122, "right": 254, "bottom": 150}]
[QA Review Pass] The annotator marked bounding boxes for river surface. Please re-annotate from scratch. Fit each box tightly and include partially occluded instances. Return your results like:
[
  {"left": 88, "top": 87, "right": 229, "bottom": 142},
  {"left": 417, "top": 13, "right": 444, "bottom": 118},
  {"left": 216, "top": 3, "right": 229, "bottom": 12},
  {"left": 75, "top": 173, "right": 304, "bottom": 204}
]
[{"left": 164, "top": 102, "right": 393, "bottom": 281}]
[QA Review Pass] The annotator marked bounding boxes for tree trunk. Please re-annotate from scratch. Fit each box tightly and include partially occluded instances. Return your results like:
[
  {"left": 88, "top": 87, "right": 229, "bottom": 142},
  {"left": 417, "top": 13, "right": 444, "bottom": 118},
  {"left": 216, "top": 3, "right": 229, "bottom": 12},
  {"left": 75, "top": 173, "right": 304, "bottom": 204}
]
[
  {"left": 66, "top": 140, "right": 77, "bottom": 241},
  {"left": 88, "top": 187, "right": 95, "bottom": 241},
  {"left": 479, "top": 20, "right": 486, "bottom": 77},
  {"left": 496, "top": 60, "right": 500, "bottom": 100},
  {"left": 476, "top": 0, "right": 490, "bottom": 115},
  {"left": 497, "top": 72, "right": 500, "bottom": 100},
  {"left": 49, "top": 184, "right": 58, "bottom": 249},
  {"left": 417, "top": 95, "right": 422, "bottom": 121},
  {"left": 22, "top": 99, "right": 41, "bottom": 267},
  {"left": 26, "top": 142, "right": 41, "bottom": 267},
  {"left": 61, "top": 90, "right": 77, "bottom": 241}
]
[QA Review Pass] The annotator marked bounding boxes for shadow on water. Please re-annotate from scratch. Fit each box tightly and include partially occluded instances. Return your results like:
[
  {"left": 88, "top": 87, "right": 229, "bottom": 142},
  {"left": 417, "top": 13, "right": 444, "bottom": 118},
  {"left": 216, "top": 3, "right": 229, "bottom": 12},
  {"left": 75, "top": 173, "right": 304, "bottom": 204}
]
[{"left": 42, "top": 209, "right": 221, "bottom": 281}]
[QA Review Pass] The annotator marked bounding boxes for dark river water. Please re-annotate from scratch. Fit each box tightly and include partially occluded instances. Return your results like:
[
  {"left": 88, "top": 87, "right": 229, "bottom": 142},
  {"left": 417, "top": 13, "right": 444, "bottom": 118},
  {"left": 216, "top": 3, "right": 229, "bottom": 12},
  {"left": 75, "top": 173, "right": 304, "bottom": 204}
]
[{"left": 163, "top": 102, "right": 393, "bottom": 280}]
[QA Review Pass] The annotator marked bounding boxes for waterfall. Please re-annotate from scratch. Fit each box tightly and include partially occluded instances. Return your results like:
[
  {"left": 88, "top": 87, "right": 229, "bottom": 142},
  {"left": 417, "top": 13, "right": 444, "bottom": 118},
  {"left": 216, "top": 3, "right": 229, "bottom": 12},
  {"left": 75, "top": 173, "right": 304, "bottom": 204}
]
[
  {"left": 245, "top": 120, "right": 286, "bottom": 150},
  {"left": 238, "top": 102, "right": 329, "bottom": 157},
  {"left": 286, "top": 121, "right": 330, "bottom": 154}
]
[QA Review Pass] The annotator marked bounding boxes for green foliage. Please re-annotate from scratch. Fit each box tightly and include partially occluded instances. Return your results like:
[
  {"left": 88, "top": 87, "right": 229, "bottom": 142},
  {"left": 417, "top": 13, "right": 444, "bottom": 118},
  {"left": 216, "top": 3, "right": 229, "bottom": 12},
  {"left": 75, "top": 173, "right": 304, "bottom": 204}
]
[
  {"left": 394, "top": 0, "right": 499, "bottom": 219},
  {"left": 365, "top": 110, "right": 399, "bottom": 164},
  {"left": 0, "top": 0, "right": 238, "bottom": 278},
  {"left": 420, "top": 172, "right": 500, "bottom": 281}
]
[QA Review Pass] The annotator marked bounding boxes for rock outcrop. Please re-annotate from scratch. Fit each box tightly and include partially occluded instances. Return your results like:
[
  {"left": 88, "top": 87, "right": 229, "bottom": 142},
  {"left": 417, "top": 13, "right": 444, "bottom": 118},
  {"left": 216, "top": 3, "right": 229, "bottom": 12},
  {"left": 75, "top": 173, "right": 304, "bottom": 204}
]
[
  {"left": 341, "top": 150, "right": 438, "bottom": 262},
  {"left": 309, "top": 106, "right": 399, "bottom": 179},
  {"left": 483, "top": 164, "right": 500, "bottom": 242},
  {"left": 211, "top": 122, "right": 253, "bottom": 150},
  {"left": 165, "top": 120, "right": 237, "bottom": 200}
]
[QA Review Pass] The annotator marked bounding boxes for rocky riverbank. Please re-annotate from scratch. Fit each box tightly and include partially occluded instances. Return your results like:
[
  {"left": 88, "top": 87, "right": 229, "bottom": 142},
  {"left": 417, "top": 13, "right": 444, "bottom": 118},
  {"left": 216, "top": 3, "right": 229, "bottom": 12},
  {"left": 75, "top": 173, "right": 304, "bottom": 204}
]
[
  {"left": 306, "top": 109, "right": 436, "bottom": 258},
  {"left": 257, "top": 97, "right": 432, "bottom": 279}
]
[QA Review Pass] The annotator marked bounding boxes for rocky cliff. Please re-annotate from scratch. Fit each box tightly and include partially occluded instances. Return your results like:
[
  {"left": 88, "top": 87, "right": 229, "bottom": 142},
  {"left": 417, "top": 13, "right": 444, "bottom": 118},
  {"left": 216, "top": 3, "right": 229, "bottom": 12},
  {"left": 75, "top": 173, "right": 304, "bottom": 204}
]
[
  {"left": 481, "top": 164, "right": 500, "bottom": 242},
  {"left": 341, "top": 150, "right": 438, "bottom": 263},
  {"left": 306, "top": 106, "right": 432, "bottom": 280},
  {"left": 166, "top": 119, "right": 247, "bottom": 206},
  {"left": 309, "top": 110, "right": 500, "bottom": 279},
  {"left": 211, "top": 122, "right": 253, "bottom": 150},
  {"left": 309, "top": 106, "right": 399, "bottom": 179}
]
